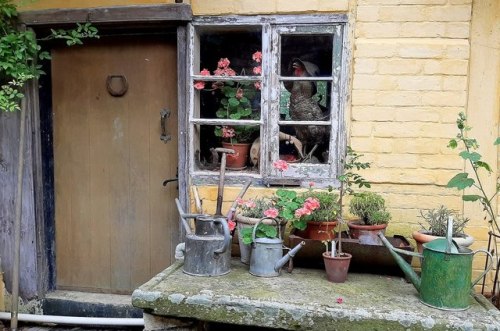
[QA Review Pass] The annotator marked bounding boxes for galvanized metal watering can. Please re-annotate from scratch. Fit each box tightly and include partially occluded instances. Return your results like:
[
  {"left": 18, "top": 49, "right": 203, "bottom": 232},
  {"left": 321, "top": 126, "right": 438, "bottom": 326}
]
[
  {"left": 378, "top": 218, "right": 493, "bottom": 310},
  {"left": 175, "top": 198, "right": 231, "bottom": 277},
  {"left": 249, "top": 217, "right": 305, "bottom": 277}
]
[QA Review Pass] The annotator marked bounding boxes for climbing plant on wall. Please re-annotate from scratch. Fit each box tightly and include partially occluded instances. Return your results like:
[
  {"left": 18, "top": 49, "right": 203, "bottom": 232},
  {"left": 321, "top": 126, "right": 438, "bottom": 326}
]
[{"left": 0, "top": 0, "right": 98, "bottom": 112}]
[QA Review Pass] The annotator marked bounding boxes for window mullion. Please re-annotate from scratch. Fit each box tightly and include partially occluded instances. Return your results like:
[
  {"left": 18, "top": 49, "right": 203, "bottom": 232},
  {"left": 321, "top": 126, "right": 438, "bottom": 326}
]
[
  {"left": 330, "top": 24, "right": 344, "bottom": 178},
  {"left": 267, "top": 23, "right": 280, "bottom": 177},
  {"left": 188, "top": 23, "right": 196, "bottom": 175}
]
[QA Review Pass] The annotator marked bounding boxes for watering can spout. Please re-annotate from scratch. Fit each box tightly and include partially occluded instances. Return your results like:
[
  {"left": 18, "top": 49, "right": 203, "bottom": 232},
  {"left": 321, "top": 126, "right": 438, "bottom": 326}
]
[
  {"left": 274, "top": 241, "right": 306, "bottom": 272},
  {"left": 377, "top": 233, "right": 422, "bottom": 292}
]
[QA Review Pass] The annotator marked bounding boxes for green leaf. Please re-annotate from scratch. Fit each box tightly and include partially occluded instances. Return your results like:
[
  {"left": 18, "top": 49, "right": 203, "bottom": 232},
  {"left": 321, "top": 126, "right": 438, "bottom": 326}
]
[
  {"left": 447, "top": 173, "right": 475, "bottom": 190},
  {"left": 475, "top": 161, "right": 492, "bottom": 172},
  {"left": 447, "top": 139, "right": 458, "bottom": 149},
  {"left": 459, "top": 151, "right": 481, "bottom": 162},
  {"left": 494, "top": 137, "right": 500, "bottom": 145},
  {"left": 462, "top": 195, "right": 481, "bottom": 202},
  {"left": 228, "top": 97, "right": 239, "bottom": 107}
]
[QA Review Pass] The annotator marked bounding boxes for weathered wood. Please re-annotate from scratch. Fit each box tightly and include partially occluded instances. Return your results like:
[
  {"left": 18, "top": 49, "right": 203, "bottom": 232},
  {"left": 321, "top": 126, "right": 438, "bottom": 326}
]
[
  {"left": 0, "top": 109, "right": 39, "bottom": 299},
  {"left": 193, "top": 14, "right": 348, "bottom": 25},
  {"left": 52, "top": 38, "right": 178, "bottom": 293},
  {"left": 18, "top": 4, "right": 192, "bottom": 26}
]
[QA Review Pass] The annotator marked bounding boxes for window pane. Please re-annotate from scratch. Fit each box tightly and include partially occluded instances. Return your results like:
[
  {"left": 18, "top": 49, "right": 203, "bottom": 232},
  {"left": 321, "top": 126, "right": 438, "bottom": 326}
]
[
  {"left": 194, "top": 80, "right": 261, "bottom": 120},
  {"left": 199, "top": 30, "right": 262, "bottom": 76},
  {"left": 279, "top": 124, "right": 330, "bottom": 164},
  {"left": 280, "top": 35, "right": 333, "bottom": 77},
  {"left": 280, "top": 81, "right": 331, "bottom": 121},
  {"left": 195, "top": 124, "right": 260, "bottom": 171}
]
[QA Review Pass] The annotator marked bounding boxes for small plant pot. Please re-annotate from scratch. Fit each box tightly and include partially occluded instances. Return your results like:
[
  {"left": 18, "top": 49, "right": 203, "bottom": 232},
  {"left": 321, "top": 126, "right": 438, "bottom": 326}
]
[
  {"left": 322, "top": 252, "right": 352, "bottom": 283},
  {"left": 412, "top": 230, "right": 474, "bottom": 253},
  {"left": 222, "top": 142, "right": 251, "bottom": 170},
  {"left": 303, "top": 221, "right": 338, "bottom": 241},
  {"left": 347, "top": 221, "right": 387, "bottom": 245}
]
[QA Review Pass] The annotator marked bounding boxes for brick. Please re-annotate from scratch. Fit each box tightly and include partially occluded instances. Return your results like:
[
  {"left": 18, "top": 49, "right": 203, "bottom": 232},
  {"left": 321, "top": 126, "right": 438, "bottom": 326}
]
[
  {"left": 399, "top": 43, "right": 443, "bottom": 59},
  {"left": 419, "top": 154, "right": 462, "bottom": 169},
  {"left": 376, "top": 153, "right": 419, "bottom": 168},
  {"left": 351, "top": 89, "right": 378, "bottom": 105},
  {"left": 354, "top": 59, "right": 378, "bottom": 74},
  {"left": 419, "top": 123, "right": 456, "bottom": 138},
  {"left": 372, "top": 121, "right": 422, "bottom": 138},
  {"left": 442, "top": 76, "right": 468, "bottom": 91},
  {"left": 276, "top": 0, "right": 349, "bottom": 12},
  {"left": 449, "top": 0, "right": 472, "bottom": 4},
  {"left": 363, "top": 167, "right": 452, "bottom": 185},
  {"left": 421, "top": 91, "right": 467, "bottom": 106},
  {"left": 396, "top": 75, "right": 442, "bottom": 90},
  {"left": 350, "top": 137, "right": 394, "bottom": 153},
  {"left": 355, "top": 22, "right": 401, "bottom": 38},
  {"left": 398, "top": 39, "right": 469, "bottom": 59},
  {"left": 445, "top": 22, "right": 470, "bottom": 38},
  {"left": 393, "top": 107, "right": 441, "bottom": 122},
  {"left": 376, "top": 91, "right": 422, "bottom": 106},
  {"left": 437, "top": 107, "right": 464, "bottom": 123},
  {"left": 353, "top": 74, "right": 397, "bottom": 90},
  {"left": 356, "top": 6, "right": 380, "bottom": 22},
  {"left": 391, "top": 137, "right": 444, "bottom": 154},
  {"left": 400, "top": 22, "right": 447, "bottom": 38},
  {"left": 352, "top": 106, "right": 396, "bottom": 121},
  {"left": 378, "top": 59, "right": 422, "bottom": 74},
  {"left": 350, "top": 121, "right": 374, "bottom": 137},
  {"left": 358, "top": 0, "right": 447, "bottom": 3},
  {"left": 423, "top": 59, "right": 469, "bottom": 75},
  {"left": 444, "top": 42, "right": 470, "bottom": 59},
  {"left": 355, "top": 39, "right": 398, "bottom": 58},
  {"left": 424, "top": 5, "right": 471, "bottom": 22}
]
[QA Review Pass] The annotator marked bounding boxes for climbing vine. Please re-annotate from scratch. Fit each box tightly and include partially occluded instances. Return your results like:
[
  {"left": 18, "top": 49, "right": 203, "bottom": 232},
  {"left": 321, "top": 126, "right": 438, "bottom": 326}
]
[{"left": 0, "top": 0, "right": 98, "bottom": 112}]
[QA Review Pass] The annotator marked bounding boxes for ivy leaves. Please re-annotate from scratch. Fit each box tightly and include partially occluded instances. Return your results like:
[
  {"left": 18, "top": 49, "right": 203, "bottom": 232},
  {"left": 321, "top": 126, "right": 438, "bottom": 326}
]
[{"left": 0, "top": 1, "right": 98, "bottom": 112}]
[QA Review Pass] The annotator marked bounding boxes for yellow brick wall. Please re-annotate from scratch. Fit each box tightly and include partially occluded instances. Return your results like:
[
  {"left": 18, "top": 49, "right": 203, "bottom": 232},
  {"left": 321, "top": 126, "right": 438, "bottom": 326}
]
[{"left": 16, "top": 0, "right": 499, "bottom": 290}]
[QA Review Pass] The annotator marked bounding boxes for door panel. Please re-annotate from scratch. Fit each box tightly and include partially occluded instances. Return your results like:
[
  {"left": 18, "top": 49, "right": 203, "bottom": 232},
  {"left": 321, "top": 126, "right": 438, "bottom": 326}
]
[{"left": 52, "top": 38, "right": 178, "bottom": 293}]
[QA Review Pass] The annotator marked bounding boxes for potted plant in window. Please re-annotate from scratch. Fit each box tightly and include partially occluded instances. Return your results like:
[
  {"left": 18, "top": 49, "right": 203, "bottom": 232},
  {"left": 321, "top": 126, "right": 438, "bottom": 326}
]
[
  {"left": 413, "top": 205, "right": 473, "bottom": 253},
  {"left": 347, "top": 192, "right": 391, "bottom": 244},
  {"left": 194, "top": 53, "right": 262, "bottom": 169},
  {"left": 235, "top": 197, "right": 285, "bottom": 264}
]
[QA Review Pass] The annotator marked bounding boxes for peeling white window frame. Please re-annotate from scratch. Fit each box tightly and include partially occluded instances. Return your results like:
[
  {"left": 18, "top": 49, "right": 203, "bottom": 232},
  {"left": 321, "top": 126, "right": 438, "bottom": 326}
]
[{"left": 187, "top": 14, "right": 349, "bottom": 187}]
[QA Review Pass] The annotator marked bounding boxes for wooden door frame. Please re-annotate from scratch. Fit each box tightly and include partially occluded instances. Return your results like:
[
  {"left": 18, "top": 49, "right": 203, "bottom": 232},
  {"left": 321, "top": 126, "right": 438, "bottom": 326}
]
[{"left": 20, "top": 4, "right": 192, "bottom": 297}]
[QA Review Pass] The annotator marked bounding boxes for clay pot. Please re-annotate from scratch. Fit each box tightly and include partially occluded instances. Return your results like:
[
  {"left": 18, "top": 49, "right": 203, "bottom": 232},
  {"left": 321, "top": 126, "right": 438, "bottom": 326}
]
[
  {"left": 412, "top": 230, "right": 474, "bottom": 253},
  {"left": 322, "top": 252, "right": 352, "bottom": 283},
  {"left": 347, "top": 221, "right": 388, "bottom": 245},
  {"left": 302, "top": 221, "right": 338, "bottom": 241},
  {"left": 222, "top": 142, "right": 251, "bottom": 170}
]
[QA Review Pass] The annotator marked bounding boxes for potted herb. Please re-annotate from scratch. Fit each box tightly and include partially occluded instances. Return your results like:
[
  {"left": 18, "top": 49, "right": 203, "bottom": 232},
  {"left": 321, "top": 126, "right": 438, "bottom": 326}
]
[
  {"left": 413, "top": 205, "right": 473, "bottom": 253},
  {"left": 347, "top": 192, "right": 391, "bottom": 244}
]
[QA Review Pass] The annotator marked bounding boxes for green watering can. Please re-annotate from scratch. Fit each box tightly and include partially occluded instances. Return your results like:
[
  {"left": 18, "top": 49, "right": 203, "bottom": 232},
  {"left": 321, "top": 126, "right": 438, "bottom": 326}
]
[{"left": 378, "top": 218, "right": 493, "bottom": 310}]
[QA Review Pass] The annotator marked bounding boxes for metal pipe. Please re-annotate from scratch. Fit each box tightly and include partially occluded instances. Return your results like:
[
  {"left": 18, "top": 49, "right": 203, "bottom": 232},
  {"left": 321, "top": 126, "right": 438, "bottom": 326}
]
[
  {"left": 0, "top": 312, "right": 144, "bottom": 327},
  {"left": 11, "top": 99, "right": 27, "bottom": 330}
]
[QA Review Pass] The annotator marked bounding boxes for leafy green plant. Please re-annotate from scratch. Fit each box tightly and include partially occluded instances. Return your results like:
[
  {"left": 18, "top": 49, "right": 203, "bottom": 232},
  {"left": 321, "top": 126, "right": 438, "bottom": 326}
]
[
  {"left": 418, "top": 205, "right": 469, "bottom": 237},
  {"left": 349, "top": 192, "right": 391, "bottom": 225},
  {"left": 298, "top": 189, "right": 340, "bottom": 223},
  {"left": 274, "top": 188, "right": 305, "bottom": 227},
  {"left": 0, "top": 0, "right": 98, "bottom": 112},
  {"left": 236, "top": 197, "right": 274, "bottom": 219},
  {"left": 239, "top": 221, "right": 278, "bottom": 245},
  {"left": 447, "top": 112, "right": 500, "bottom": 234}
]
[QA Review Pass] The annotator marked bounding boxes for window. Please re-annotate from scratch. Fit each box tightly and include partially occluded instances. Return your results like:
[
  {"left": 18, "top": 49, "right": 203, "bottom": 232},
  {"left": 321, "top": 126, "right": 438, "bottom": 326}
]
[{"left": 187, "top": 16, "right": 348, "bottom": 185}]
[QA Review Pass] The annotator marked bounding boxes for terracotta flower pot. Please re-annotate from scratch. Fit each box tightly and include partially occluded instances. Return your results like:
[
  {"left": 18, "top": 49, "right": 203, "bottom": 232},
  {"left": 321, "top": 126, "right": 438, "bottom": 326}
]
[
  {"left": 412, "top": 230, "right": 474, "bottom": 253},
  {"left": 222, "top": 142, "right": 251, "bottom": 170},
  {"left": 347, "top": 220, "right": 387, "bottom": 245},
  {"left": 303, "top": 221, "right": 337, "bottom": 241},
  {"left": 322, "top": 252, "right": 352, "bottom": 283}
]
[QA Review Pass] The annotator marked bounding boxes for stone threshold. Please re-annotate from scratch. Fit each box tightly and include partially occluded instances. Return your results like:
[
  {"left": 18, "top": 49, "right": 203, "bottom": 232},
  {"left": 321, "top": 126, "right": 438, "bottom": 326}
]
[{"left": 132, "top": 259, "right": 500, "bottom": 330}]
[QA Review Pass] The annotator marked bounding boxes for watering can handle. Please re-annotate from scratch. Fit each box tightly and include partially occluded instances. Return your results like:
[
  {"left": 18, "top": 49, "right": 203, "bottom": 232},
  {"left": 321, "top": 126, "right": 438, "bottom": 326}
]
[
  {"left": 213, "top": 217, "right": 231, "bottom": 255},
  {"left": 446, "top": 216, "right": 453, "bottom": 254},
  {"left": 471, "top": 249, "right": 494, "bottom": 288},
  {"left": 252, "top": 217, "right": 281, "bottom": 243}
]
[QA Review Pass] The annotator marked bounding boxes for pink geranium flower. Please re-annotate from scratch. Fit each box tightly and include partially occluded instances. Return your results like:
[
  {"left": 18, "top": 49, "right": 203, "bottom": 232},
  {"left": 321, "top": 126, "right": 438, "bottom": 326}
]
[
  {"left": 309, "top": 182, "right": 315, "bottom": 188},
  {"left": 228, "top": 220, "right": 236, "bottom": 232},
  {"left": 295, "top": 207, "right": 312, "bottom": 218},
  {"left": 235, "top": 88, "right": 244, "bottom": 100},
  {"left": 273, "top": 160, "right": 289, "bottom": 172},
  {"left": 252, "top": 66, "right": 262, "bottom": 75},
  {"left": 193, "top": 81, "right": 205, "bottom": 90},
  {"left": 254, "top": 81, "right": 262, "bottom": 90},
  {"left": 222, "top": 126, "right": 235, "bottom": 138},
  {"left": 336, "top": 297, "right": 343, "bottom": 304},
  {"left": 200, "top": 68, "right": 211, "bottom": 76},
  {"left": 263, "top": 208, "right": 279, "bottom": 218},
  {"left": 252, "top": 51, "right": 262, "bottom": 63},
  {"left": 217, "top": 58, "right": 231, "bottom": 69},
  {"left": 244, "top": 200, "right": 256, "bottom": 209},
  {"left": 236, "top": 197, "right": 245, "bottom": 205},
  {"left": 304, "top": 197, "right": 320, "bottom": 211}
]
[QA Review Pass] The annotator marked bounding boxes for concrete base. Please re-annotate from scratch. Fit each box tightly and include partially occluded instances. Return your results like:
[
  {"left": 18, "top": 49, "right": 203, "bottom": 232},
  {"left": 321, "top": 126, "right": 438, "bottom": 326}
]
[{"left": 132, "top": 259, "right": 500, "bottom": 330}]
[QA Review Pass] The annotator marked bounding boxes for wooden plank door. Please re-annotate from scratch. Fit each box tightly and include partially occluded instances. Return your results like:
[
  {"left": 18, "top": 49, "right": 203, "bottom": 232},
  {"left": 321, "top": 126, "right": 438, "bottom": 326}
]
[{"left": 52, "top": 37, "right": 178, "bottom": 294}]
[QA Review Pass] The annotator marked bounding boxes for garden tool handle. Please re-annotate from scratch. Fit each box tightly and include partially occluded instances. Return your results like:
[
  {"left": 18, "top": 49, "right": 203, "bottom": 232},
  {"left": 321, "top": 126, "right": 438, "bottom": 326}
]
[
  {"left": 213, "top": 217, "right": 231, "bottom": 255},
  {"left": 471, "top": 249, "right": 494, "bottom": 288},
  {"left": 252, "top": 217, "right": 281, "bottom": 242},
  {"left": 446, "top": 216, "right": 453, "bottom": 254}
]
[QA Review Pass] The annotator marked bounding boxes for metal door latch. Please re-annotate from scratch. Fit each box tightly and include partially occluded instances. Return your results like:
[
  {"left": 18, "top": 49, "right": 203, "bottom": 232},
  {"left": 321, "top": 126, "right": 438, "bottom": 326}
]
[{"left": 160, "top": 108, "right": 171, "bottom": 143}]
